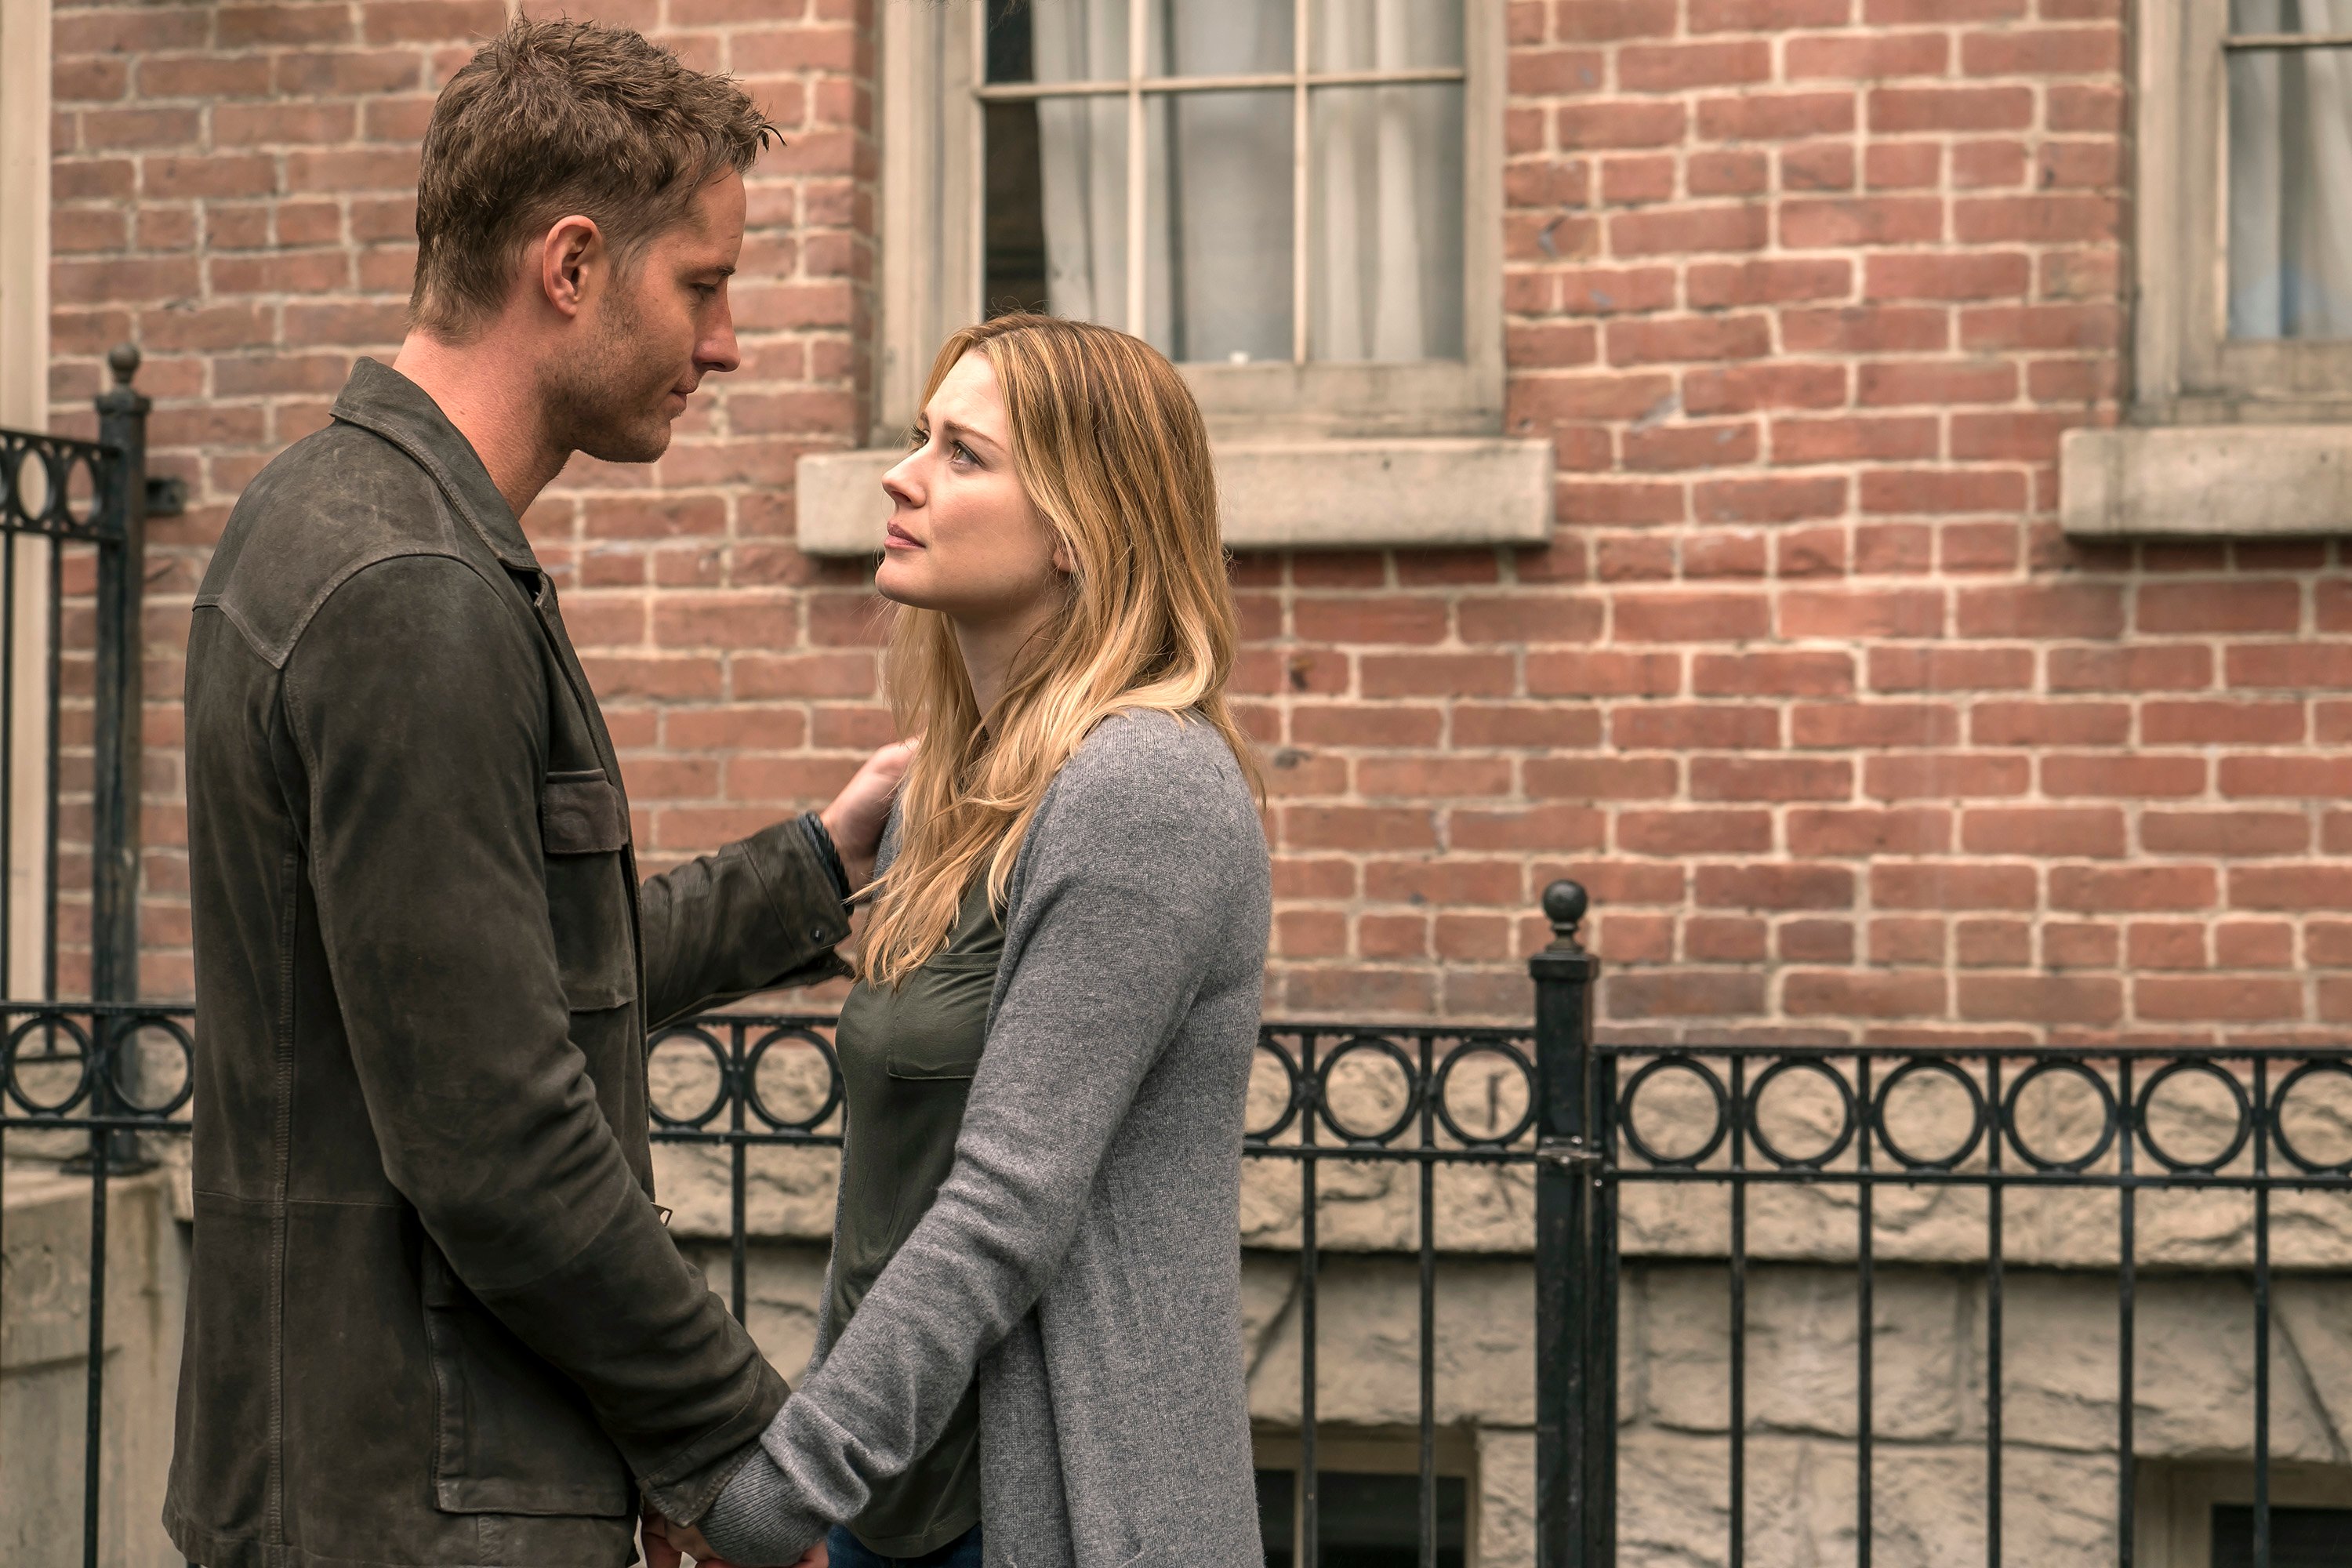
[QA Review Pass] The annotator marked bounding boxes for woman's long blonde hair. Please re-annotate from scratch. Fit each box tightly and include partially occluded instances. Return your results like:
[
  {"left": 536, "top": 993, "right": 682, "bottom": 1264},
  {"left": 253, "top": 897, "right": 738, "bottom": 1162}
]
[{"left": 857, "top": 314, "right": 1259, "bottom": 986}]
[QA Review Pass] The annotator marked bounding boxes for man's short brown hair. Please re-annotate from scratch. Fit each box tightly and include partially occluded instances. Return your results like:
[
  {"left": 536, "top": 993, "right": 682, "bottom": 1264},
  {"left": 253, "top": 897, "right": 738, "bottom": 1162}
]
[{"left": 410, "top": 19, "right": 775, "bottom": 339}]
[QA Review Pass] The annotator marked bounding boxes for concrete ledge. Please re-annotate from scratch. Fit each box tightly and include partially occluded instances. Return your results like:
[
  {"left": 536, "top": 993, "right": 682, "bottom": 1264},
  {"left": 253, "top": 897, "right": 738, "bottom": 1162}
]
[
  {"left": 2062, "top": 424, "right": 2352, "bottom": 536},
  {"left": 796, "top": 437, "right": 1555, "bottom": 555}
]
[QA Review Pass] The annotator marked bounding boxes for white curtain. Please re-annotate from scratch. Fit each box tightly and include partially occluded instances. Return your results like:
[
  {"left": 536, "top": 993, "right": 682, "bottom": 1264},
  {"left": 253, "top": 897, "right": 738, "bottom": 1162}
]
[
  {"left": 2229, "top": 0, "right": 2352, "bottom": 338},
  {"left": 1312, "top": 0, "right": 1465, "bottom": 361},
  {"left": 1027, "top": 0, "right": 1462, "bottom": 364}
]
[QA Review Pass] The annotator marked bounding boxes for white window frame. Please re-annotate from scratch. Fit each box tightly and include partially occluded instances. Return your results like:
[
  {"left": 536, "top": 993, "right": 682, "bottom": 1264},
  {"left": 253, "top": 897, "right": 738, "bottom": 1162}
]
[
  {"left": 2067, "top": 0, "right": 2352, "bottom": 535},
  {"left": 804, "top": 0, "right": 1548, "bottom": 555}
]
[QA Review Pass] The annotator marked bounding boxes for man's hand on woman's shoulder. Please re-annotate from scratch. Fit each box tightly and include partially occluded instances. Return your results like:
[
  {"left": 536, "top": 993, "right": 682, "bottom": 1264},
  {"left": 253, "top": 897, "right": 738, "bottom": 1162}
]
[{"left": 819, "top": 740, "right": 916, "bottom": 891}]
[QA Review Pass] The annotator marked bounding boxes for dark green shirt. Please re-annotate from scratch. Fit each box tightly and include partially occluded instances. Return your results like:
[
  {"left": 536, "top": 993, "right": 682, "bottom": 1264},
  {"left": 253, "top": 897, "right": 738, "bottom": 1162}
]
[{"left": 829, "top": 873, "right": 1002, "bottom": 1556}]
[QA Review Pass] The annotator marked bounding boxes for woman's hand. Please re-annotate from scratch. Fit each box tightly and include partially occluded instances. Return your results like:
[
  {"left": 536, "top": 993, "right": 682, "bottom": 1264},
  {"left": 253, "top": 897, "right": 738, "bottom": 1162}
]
[
  {"left": 820, "top": 739, "right": 916, "bottom": 890},
  {"left": 641, "top": 1504, "right": 828, "bottom": 1568}
]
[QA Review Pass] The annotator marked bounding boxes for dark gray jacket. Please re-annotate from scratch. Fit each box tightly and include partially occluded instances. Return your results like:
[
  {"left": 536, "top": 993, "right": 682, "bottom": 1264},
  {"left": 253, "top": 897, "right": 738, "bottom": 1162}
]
[
  {"left": 703, "top": 710, "right": 1274, "bottom": 1568},
  {"left": 165, "top": 359, "right": 849, "bottom": 1568}
]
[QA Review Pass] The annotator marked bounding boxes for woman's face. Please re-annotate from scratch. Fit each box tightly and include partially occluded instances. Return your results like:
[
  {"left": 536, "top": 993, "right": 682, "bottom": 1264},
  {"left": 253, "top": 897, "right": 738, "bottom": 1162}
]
[{"left": 876, "top": 353, "right": 1067, "bottom": 621}]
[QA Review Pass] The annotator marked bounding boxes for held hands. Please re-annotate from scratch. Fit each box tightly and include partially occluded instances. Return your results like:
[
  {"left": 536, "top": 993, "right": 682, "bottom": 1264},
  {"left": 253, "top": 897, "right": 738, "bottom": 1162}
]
[
  {"left": 818, "top": 739, "right": 916, "bottom": 891},
  {"left": 641, "top": 1504, "right": 827, "bottom": 1568}
]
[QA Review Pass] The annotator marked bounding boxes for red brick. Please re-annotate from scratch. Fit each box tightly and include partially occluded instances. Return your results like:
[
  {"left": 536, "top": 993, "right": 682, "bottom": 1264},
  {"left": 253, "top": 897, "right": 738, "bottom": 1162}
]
[
  {"left": 1789, "top": 808, "right": 1951, "bottom": 855},
  {"left": 2142, "top": 701, "right": 2307, "bottom": 746},
  {"left": 2049, "top": 866, "right": 2217, "bottom": 913},
  {"left": 2229, "top": 643, "right": 2352, "bottom": 688},
  {"left": 1781, "top": 197, "right": 1944, "bottom": 249},
  {"left": 1511, "top": 47, "right": 1609, "bottom": 94},
  {"left": 1771, "top": 415, "right": 1938, "bottom": 464},
  {"left": 1611, "top": 704, "right": 1781, "bottom": 749},
  {"left": 1786, "top": 970, "right": 1947, "bottom": 1018},
  {"left": 1617, "top": 809, "right": 1773, "bottom": 855},
  {"left": 1953, "top": 194, "right": 2122, "bottom": 244},
  {"left": 1865, "top": 142, "right": 1943, "bottom": 189},
  {"left": 1793, "top": 702, "right": 1959, "bottom": 748},
  {"left": 1556, "top": 0, "right": 1681, "bottom": 38},
  {"left": 1783, "top": 141, "right": 1859, "bottom": 191},
  {"left": 1779, "top": 921, "right": 1856, "bottom": 963},
  {"left": 1690, "top": 151, "right": 1769, "bottom": 197},
  {"left": 1528, "top": 651, "right": 1682, "bottom": 697},
  {"left": 1686, "top": 916, "right": 1769, "bottom": 961},
  {"left": 1787, "top": 33, "right": 1948, "bottom": 78},
  {"left": 1611, "top": 207, "right": 1773, "bottom": 260},
  {"left": 2136, "top": 976, "right": 2303, "bottom": 1024},
  {"left": 1450, "top": 805, "right": 1608, "bottom": 852},
  {"left": 1290, "top": 705, "right": 1444, "bottom": 749},
  {"left": 1624, "top": 421, "right": 1761, "bottom": 470},
  {"left": 1556, "top": 100, "right": 1688, "bottom": 149},
  {"left": 1873, "top": 862, "right": 2037, "bottom": 910},
  {"left": 1622, "top": 41, "right": 1777, "bottom": 93},
  {"left": 1697, "top": 92, "right": 1857, "bottom": 141},
  {"left": 2137, "top": 580, "right": 2303, "bottom": 634},
  {"left": 2143, "top": 811, "right": 2310, "bottom": 857},
  {"left": 1697, "top": 865, "right": 1856, "bottom": 910},
  {"left": 1451, "top": 704, "right": 1604, "bottom": 749},
  {"left": 2039, "top": 754, "right": 2206, "bottom": 798},
  {"left": 1781, "top": 306, "right": 1950, "bottom": 354},
  {"left": 1951, "top": 139, "right": 2031, "bottom": 189},
  {"left": 1694, "top": 475, "right": 1849, "bottom": 522},
  {"left": 1691, "top": 650, "right": 1854, "bottom": 696},
  {"left": 1870, "top": 86, "right": 2034, "bottom": 132},
  {"left": 1612, "top": 591, "right": 1773, "bottom": 642},
  {"left": 1606, "top": 972, "right": 1769, "bottom": 1019},
  {"left": 1960, "top": 26, "right": 2122, "bottom": 76},
  {"left": 1687, "top": 257, "right": 1851, "bottom": 308},
  {"left": 1968, "top": 701, "right": 2130, "bottom": 746},
  {"left": 1962, "top": 806, "right": 2125, "bottom": 858},
  {"left": 1690, "top": 757, "right": 1853, "bottom": 800},
  {"left": 1682, "top": 364, "right": 1848, "bottom": 414},
  {"left": 1956, "top": 974, "right": 2119, "bottom": 1025},
  {"left": 2047, "top": 644, "right": 2212, "bottom": 692},
  {"left": 1865, "top": 252, "right": 2031, "bottom": 302},
  {"left": 1525, "top": 757, "right": 1680, "bottom": 800},
  {"left": 1867, "top": 645, "right": 2033, "bottom": 692}
]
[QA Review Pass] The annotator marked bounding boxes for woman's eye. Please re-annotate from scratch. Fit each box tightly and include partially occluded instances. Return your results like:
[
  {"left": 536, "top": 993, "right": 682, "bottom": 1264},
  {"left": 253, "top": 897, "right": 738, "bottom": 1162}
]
[
  {"left": 906, "top": 426, "right": 927, "bottom": 450},
  {"left": 949, "top": 441, "right": 979, "bottom": 466}
]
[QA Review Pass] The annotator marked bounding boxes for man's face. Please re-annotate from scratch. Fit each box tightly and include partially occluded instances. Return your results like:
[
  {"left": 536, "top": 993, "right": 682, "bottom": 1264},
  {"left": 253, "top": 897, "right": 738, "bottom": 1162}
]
[{"left": 543, "top": 169, "right": 746, "bottom": 464}]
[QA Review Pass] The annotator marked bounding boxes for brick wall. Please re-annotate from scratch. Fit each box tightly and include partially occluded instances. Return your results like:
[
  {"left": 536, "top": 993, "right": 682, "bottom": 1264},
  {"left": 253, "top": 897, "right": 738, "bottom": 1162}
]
[{"left": 48, "top": 0, "right": 2352, "bottom": 1043}]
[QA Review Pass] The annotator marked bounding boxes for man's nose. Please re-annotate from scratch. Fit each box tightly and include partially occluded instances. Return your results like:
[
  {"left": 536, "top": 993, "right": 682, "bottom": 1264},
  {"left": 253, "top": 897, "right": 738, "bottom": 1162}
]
[{"left": 696, "top": 291, "right": 741, "bottom": 376}]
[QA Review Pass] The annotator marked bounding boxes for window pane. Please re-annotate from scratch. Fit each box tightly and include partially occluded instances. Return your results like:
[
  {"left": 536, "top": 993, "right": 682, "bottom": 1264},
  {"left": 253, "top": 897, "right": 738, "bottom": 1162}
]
[
  {"left": 2227, "top": 2, "right": 2352, "bottom": 339},
  {"left": 1145, "top": 89, "right": 1294, "bottom": 362},
  {"left": 2210, "top": 1503, "right": 2352, "bottom": 1568},
  {"left": 1309, "top": 82, "right": 1465, "bottom": 361},
  {"left": 1254, "top": 1469, "right": 1469, "bottom": 1568},
  {"left": 1313, "top": 0, "right": 1465, "bottom": 72},
  {"left": 985, "top": 0, "right": 1034, "bottom": 84},
  {"left": 1149, "top": 0, "right": 1294, "bottom": 75},
  {"left": 1025, "top": 0, "right": 1130, "bottom": 86},
  {"left": 1020, "top": 90, "right": 1134, "bottom": 333},
  {"left": 985, "top": 101, "right": 1051, "bottom": 318}
]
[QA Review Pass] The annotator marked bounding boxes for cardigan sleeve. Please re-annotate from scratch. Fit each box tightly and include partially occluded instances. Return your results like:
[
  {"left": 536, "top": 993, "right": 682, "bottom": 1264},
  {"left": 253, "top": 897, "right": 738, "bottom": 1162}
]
[{"left": 696, "top": 713, "right": 1261, "bottom": 1560}]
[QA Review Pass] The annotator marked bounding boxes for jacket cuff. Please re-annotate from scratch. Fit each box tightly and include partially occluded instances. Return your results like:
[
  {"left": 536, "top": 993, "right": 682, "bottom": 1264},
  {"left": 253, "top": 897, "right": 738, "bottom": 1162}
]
[
  {"left": 698, "top": 1446, "right": 829, "bottom": 1566},
  {"left": 796, "top": 811, "right": 852, "bottom": 905}
]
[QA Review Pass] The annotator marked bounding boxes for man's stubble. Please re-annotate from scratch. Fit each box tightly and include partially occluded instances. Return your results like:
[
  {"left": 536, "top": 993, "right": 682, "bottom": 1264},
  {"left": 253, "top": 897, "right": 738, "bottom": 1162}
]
[{"left": 539, "top": 278, "right": 684, "bottom": 466}]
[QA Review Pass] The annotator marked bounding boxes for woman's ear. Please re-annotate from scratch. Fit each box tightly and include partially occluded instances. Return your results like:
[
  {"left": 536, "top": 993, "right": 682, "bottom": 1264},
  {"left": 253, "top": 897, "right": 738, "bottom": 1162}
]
[{"left": 1051, "top": 536, "right": 1075, "bottom": 575}]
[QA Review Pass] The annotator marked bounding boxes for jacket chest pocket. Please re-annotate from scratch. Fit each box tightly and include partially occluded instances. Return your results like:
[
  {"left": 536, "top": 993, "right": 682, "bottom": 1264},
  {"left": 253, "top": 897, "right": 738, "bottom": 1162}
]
[{"left": 540, "top": 769, "right": 637, "bottom": 1012}]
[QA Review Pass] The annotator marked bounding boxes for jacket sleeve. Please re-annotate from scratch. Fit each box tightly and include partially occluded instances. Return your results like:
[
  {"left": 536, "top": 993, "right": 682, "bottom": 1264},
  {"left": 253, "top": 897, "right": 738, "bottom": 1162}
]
[
  {"left": 281, "top": 554, "right": 786, "bottom": 1518},
  {"left": 700, "top": 720, "right": 1261, "bottom": 1552},
  {"left": 638, "top": 816, "right": 852, "bottom": 1033}
]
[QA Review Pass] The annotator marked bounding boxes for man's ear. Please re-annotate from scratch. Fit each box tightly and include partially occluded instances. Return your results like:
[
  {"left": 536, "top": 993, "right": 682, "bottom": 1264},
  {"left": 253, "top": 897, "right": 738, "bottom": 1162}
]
[{"left": 539, "top": 215, "right": 602, "bottom": 320}]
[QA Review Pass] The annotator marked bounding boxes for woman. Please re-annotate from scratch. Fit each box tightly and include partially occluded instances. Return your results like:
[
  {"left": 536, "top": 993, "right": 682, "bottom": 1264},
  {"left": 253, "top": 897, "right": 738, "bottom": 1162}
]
[{"left": 680, "top": 314, "right": 1272, "bottom": 1568}]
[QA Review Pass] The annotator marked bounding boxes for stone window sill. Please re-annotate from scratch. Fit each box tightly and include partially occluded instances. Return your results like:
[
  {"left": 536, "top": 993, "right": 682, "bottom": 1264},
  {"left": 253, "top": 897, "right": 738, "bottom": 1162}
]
[
  {"left": 794, "top": 437, "right": 1555, "bottom": 555},
  {"left": 2061, "top": 424, "right": 2352, "bottom": 537}
]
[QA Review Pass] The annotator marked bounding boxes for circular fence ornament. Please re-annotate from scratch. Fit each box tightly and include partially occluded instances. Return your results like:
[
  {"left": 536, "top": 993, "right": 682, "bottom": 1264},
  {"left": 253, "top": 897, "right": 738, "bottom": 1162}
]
[
  {"left": 1745, "top": 1057, "right": 1857, "bottom": 1171},
  {"left": 1870, "top": 1057, "right": 1988, "bottom": 1173},
  {"left": 2132, "top": 1058, "right": 2252, "bottom": 1175},
  {"left": 1618, "top": 1054, "right": 1730, "bottom": 1170},
  {"left": 743, "top": 1024, "right": 842, "bottom": 1132},
  {"left": 1314, "top": 1034, "right": 1422, "bottom": 1148},
  {"left": 104, "top": 1013, "right": 196, "bottom": 1118},
  {"left": 1431, "top": 1036, "right": 1537, "bottom": 1150},
  {"left": 646, "top": 1025, "right": 732, "bottom": 1130},
  {"left": 2, "top": 1011, "right": 94, "bottom": 1116},
  {"left": 2000, "top": 1058, "right": 2119, "bottom": 1173},
  {"left": 2270, "top": 1059, "right": 2352, "bottom": 1176}
]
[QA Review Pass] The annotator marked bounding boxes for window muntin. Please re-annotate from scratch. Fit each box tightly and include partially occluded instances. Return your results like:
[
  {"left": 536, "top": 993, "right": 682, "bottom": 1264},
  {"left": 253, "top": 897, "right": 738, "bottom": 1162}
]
[{"left": 974, "top": 0, "right": 1467, "bottom": 369}]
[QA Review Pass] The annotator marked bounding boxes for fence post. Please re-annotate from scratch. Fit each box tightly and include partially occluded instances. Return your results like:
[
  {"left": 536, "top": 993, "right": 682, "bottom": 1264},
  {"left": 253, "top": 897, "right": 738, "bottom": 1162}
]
[
  {"left": 1533, "top": 879, "right": 1610, "bottom": 1568},
  {"left": 87, "top": 344, "right": 148, "bottom": 1168}
]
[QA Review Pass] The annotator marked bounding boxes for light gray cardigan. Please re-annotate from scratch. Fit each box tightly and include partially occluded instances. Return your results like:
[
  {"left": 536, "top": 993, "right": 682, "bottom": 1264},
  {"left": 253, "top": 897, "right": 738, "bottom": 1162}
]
[{"left": 702, "top": 710, "right": 1273, "bottom": 1568}]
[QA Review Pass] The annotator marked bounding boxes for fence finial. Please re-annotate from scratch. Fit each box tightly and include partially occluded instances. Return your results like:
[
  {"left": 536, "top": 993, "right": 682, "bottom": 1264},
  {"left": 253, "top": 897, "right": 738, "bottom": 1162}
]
[
  {"left": 1541, "top": 879, "right": 1588, "bottom": 953},
  {"left": 107, "top": 343, "right": 140, "bottom": 389}
]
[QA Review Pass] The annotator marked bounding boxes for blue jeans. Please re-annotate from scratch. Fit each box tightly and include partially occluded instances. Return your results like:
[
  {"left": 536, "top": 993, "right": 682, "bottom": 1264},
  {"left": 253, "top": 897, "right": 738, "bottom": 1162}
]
[{"left": 824, "top": 1523, "right": 982, "bottom": 1568}]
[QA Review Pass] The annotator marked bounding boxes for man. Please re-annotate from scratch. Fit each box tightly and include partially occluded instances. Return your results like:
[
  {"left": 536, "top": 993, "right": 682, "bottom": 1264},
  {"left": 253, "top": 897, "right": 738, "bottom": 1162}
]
[{"left": 166, "top": 21, "right": 877, "bottom": 1568}]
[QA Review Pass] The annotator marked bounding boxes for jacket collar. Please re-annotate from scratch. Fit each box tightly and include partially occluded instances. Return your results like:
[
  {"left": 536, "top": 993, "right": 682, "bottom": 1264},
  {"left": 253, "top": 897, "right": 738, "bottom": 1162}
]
[{"left": 329, "top": 357, "right": 541, "bottom": 574}]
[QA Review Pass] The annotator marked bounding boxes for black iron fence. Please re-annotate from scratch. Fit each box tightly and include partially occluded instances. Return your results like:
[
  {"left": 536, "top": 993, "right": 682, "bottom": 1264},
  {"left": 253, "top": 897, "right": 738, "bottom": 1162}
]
[{"left": 5, "top": 888, "right": 2352, "bottom": 1567}]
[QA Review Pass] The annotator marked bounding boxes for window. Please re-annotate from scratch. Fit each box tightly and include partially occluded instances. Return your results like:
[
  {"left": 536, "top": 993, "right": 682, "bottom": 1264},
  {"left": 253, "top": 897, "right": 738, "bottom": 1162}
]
[
  {"left": 1252, "top": 1429, "right": 1476, "bottom": 1568},
  {"left": 803, "top": 0, "right": 1548, "bottom": 554},
  {"left": 2141, "top": 1461, "right": 2352, "bottom": 1568},
  {"left": 2067, "top": 0, "right": 2352, "bottom": 535}
]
